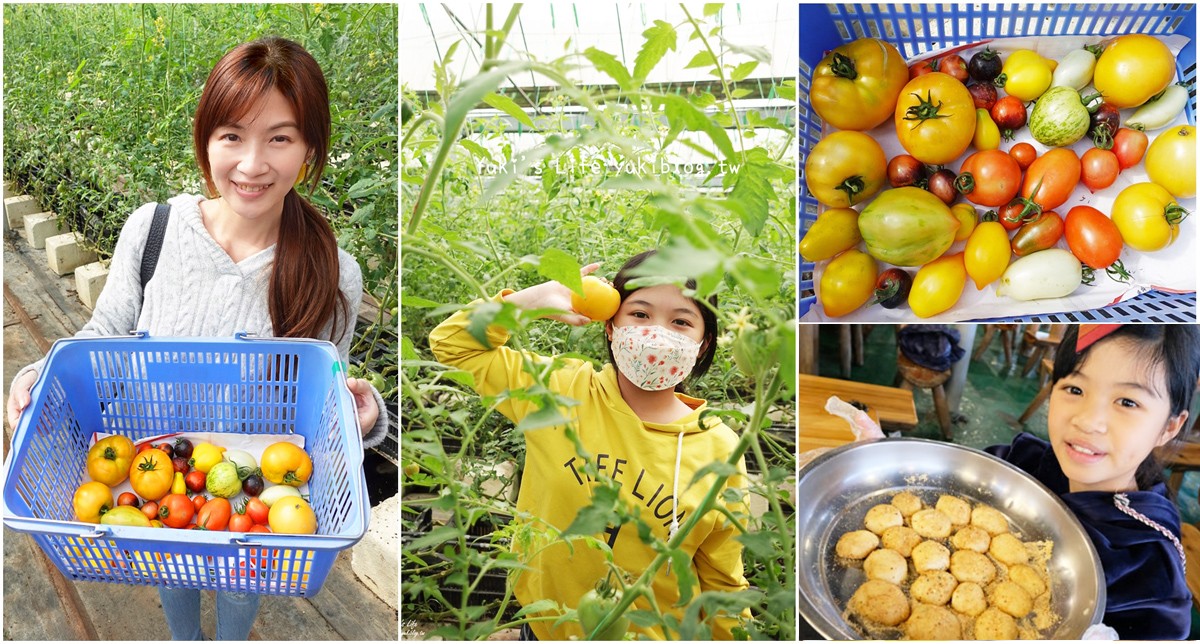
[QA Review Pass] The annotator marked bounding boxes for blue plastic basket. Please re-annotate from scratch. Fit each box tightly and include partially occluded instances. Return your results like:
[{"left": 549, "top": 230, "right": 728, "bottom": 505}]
[
  {"left": 1, "top": 333, "right": 369, "bottom": 597},
  {"left": 799, "top": 3, "right": 1197, "bottom": 321}
]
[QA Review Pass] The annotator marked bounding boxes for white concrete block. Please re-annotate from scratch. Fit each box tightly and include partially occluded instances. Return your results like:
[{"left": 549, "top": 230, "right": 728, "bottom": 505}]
[
  {"left": 5, "top": 195, "right": 40, "bottom": 231},
  {"left": 351, "top": 493, "right": 398, "bottom": 610},
  {"left": 75, "top": 261, "right": 109, "bottom": 310},
  {"left": 24, "top": 211, "right": 63, "bottom": 249},
  {"left": 461, "top": 459, "right": 518, "bottom": 503},
  {"left": 45, "top": 232, "right": 99, "bottom": 276}
]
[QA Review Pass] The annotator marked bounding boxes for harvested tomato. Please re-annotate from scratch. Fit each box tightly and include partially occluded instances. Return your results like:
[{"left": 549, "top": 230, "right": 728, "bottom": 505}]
[
  {"left": 1081, "top": 148, "right": 1119, "bottom": 193},
  {"left": 268, "top": 497, "right": 318, "bottom": 534},
  {"left": 117, "top": 492, "right": 141, "bottom": 508},
  {"left": 1021, "top": 148, "right": 1081, "bottom": 212},
  {"left": 1000, "top": 50, "right": 1053, "bottom": 101},
  {"left": 894, "top": 73, "right": 977, "bottom": 164},
  {"left": 799, "top": 208, "right": 861, "bottom": 262},
  {"left": 965, "top": 220, "right": 1012, "bottom": 289},
  {"left": 140, "top": 501, "right": 160, "bottom": 521},
  {"left": 908, "top": 58, "right": 940, "bottom": 79},
  {"left": 159, "top": 493, "right": 195, "bottom": 529},
  {"left": 1009, "top": 142, "right": 1037, "bottom": 170},
  {"left": 811, "top": 38, "right": 910, "bottom": 131},
  {"left": 171, "top": 456, "right": 190, "bottom": 474},
  {"left": 155, "top": 442, "right": 174, "bottom": 458},
  {"left": 129, "top": 449, "right": 173, "bottom": 502},
  {"left": 956, "top": 150, "right": 1022, "bottom": 207},
  {"left": 1113, "top": 128, "right": 1149, "bottom": 170},
  {"left": 819, "top": 250, "right": 877, "bottom": 317},
  {"left": 1088, "top": 102, "right": 1121, "bottom": 150},
  {"left": 990, "top": 96, "right": 1028, "bottom": 138},
  {"left": 950, "top": 203, "right": 977, "bottom": 242},
  {"left": 1112, "top": 182, "right": 1188, "bottom": 251},
  {"left": 909, "top": 253, "right": 967, "bottom": 318},
  {"left": 872, "top": 268, "right": 913, "bottom": 309},
  {"left": 1093, "top": 34, "right": 1175, "bottom": 108},
  {"left": 185, "top": 470, "right": 206, "bottom": 493},
  {"left": 887, "top": 154, "right": 926, "bottom": 188},
  {"left": 968, "top": 48, "right": 1003, "bottom": 83},
  {"left": 571, "top": 276, "right": 619, "bottom": 322},
  {"left": 926, "top": 169, "right": 958, "bottom": 205},
  {"left": 940, "top": 54, "right": 969, "bottom": 83},
  {"left": 998, "top": 200, "right": 1040, "bottom": 232},
  {"left": 246, "top": 497, "right": 271, "bottom": 525},
  {"left": 229, "top": 513, "right": 254, "bottom": 533},
  {"left": 1011, "top": 211, "right": 1064, "bottom": 257},
  {"left": 192, "top": 494, "right": 207, "bottom": 512},
  {"left": 805, "top": 130, "right": 888, "bottom": 207},
  {"left": 87, "top": 436, "right": 136, "bottom": 487},
  {"left": 967, "top": 82, "right": 998, "bottom": 110},
  {"left": 1065, "top": 206, "right": 1124, "bottom": 269},
  {"left": 261, "top": 442, "right": 314, "bottom": 487},
  {"left": 73, "top": 481, "right": 113, "bottom": 524},
  {"left": 859, "top": 187, "right": 959, "bottom": 266},
  {"left": 1145, "top": 125, "right": 1196, "bottom": 199},
  {"left": 196, "top": 497, "right": 232, "bottom": 531}
]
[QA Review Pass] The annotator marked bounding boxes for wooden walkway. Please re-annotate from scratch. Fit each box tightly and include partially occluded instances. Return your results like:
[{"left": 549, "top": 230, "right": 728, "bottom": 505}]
[{"left": 2, "top": 221, "right": 397, "bottom": 640}]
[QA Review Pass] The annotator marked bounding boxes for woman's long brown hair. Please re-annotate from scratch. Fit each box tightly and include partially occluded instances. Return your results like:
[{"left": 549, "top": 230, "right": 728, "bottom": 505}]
[{"left": 192, "top": 37, "right": 349, "bottom": 343}]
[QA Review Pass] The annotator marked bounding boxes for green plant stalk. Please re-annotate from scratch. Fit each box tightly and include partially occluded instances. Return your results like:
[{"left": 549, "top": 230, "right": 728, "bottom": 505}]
[
  {"left": 585, "top": 368, "right": 784, "bottom": 640},
  {"left": 483, "top": 4, "right": 524, "bottom": 70},
  {"left": 680, "top": 5, "right": 748, "bottom": 165},
  {"left": 746, "top": 412, "right": 795, "bottom": 598},
  {"left": 400, "top": 112, "right": 446, "bottom": 151}
]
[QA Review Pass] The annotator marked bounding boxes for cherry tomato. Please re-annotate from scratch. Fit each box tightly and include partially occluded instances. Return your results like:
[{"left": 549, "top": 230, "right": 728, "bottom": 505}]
[
  {"left": 940, "top": 54, "right": 969, "bottom": 83},
  {"left": 140, "top": 501, "right": 160, "bottom": 521},
  {"left": 1009, "top": 142, "right": 1037, "bottom": 170},
  {"left": 965, "top": 221, "right": 1012, "bottom": 289},
  {"left": 158, "top": 493, "right": 195, "bottom": 529},
  {"left": 1112, "top": 128, "right": 1149, "bottom": 170},
  {"left": 927, "top": 169, "right": 959, "bottom": 205},
  {"left": 185, "top": 470, "right": 206, "bottom": 493},
  {"left": 950, "top": 203, "right": 978, "bottom": 242},
  {"left": 1088, "top": 102, "right": 1121, "bottom": 150},
  {"left": 155, "top": 443, "right": 174, "bottom": 458},
  {"left": 1065, "top": 206, "right": 1124, "bottom": 269},
  {"left": 192, "top": 495, "right": 207, "bottom": 512},
  {"left": 909, "top": 253, "right": 968, "bottom": 318},
  {"left": 887, "top": 154, "right": 926, "bottom": 188},
  {"left": 967, "top": 82, "right": 998, "bottom": 110},
  {"left": 990, "top": 96, "right": 1028, "bottom": 138},
  {"left": 968, "top": 48, "right": 1003, "bottom": 83},
  {"left": 1000, "top": 50, "right": 1053, "bottom": 102},
  {"left": 229, "top": 513, "right": 255, "bottom": 533},
  {"left": 909, "top": 58, "right": 940, "bottom": 79},
  {"left": 1081, "top": 148, "right": 1120, "bottom": 193},
  {"left": 819, "top": 250, "right": 878, "bottom": 317},
  {"left": 1021, "top": 148, "right": 1081, "bottom": 212},
  {"left": 117, "top": 492, "right": 141, "bottom": 508},
  {"left": 998, "top": 200, "right": 1041, "bottom": 232},
  {"left": 895, "top": 73, "right": 977, "bottom": 164},
  {"left": 246, "top": 497, "right": 271, "bottom": 525},
  {"left": 1011, "top": 211, "right": 1064, "bottom": 257},
  {"left": 872, "top": 268, "right": 913, "bottom": 309},
  {"left": 956, "top": 150, "right": 1022, "bottom": 207}
]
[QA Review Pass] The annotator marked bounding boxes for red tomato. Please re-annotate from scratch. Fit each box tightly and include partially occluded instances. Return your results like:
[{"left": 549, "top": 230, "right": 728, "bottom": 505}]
[
  {"left": 1065, "top": 206, "right": 1124, "bottom": 269},
  {"left": 998, "top": 199, "right": 1041, "bottom": 232},
  {"left": 1021, "top": 148, "right": 1081, "bottom": 211},
  {"left": 1009, "top": 142, "right": 1037, "bottom": 170},
  {"left": 140, "top": 501, "right": 160, "bottom": 521},
  {"left": 1011, "top": 211, "right": 1065, "bottom": 257},
  {"left": 248, "top": 524, "right": 271, "bottom": 533},
  {"left": 159, "top": 494, "right": 195, "bottom": 529},
  {"left": 246, "top": 497, "right": 271, "bottom": 525},
  {"left": 196, "top": 497, "right": 231, "bottom": 531},
  {"left": 1081, "top": 148, "right": 1120, "bottom": 193},
  {"left": 990, "top": 96, "right": 1028, "bottom": 136},
  {"left": 909, "top": 58, "right": 939, "bottom": 78},
  {"left": 956, "top": 150, "right": 1022, "bottom": 207},
  {"left": 940, "top": 54, "right": 969, "bottom": 83},
  {"left": 1113, "top": 128, "right": 1149, "bottom": 170},
  {"left": 117, "top": 492, "right": 141, "bottom": 508},
  {"left": 229, "top": 513, "right": 255, "bottom": 533},
  {"left": 192, "top": 495, "right": 207, "bottom": 513}
]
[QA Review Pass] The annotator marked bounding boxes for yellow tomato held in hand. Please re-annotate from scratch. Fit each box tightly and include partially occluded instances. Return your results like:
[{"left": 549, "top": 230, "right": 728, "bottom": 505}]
[
  {"left": 86, "top": 435, "right": 135, "bottom": 487},
  {"left": 894, "top": 73, "right": 977, "bottom": 165},
  {"left": 261, "top": 442, "right": 314, "bottom": 487},
  {"left": 73, "top": 481, "right": 113, "bottom": 523},
  {"left": 810, "top": 38, "right": 910, "bottom": 131},
  {"left": 909, "top": 253, "right": 967, "bottom": 318},
  {"left": 1145, "top": 125, "right": 1196, "bottom": 199},
  {"left": 1093, "top": 34, "right": 1175, "bottom": 108},
  {"left": 805, "top": 131, "right": 888, "bottom": 208},
  {"left": 799, "top": 208, "right": 862, "bottom": 262},
  {"left": 269, "top": 497, "right": 318, "bottom": 534},
  {"left": 1112, "top": 182, "right": 1187, "bottom": 252},
  {"left": 570, "top": 276, "right": 620, "bottom": 321},
  {"left": 819, "top": 250, "right": 877, "bottom": 318}
]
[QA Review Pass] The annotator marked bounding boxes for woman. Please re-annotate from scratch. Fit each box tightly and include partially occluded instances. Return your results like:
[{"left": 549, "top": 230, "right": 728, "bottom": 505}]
[{"left": 7, "top": 37, "right": 389, "bottom": 640}]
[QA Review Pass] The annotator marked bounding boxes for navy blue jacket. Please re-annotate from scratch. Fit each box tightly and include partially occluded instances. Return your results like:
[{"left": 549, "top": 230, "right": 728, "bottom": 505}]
[{"left": 987, "top": 433, "right": 1190, "bottom": 640}]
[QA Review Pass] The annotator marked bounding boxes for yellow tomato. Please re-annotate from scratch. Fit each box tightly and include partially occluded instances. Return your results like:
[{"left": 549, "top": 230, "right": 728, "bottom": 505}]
[
  {"left": 1093, "top": 34, "right": 1175, "bottom": 108},
  {"left": 964, "top": 221, "right": 1012, "bottom": 290},
  {"left": 129, "top": 449, "right": 174, "bottom": 502},
  {"left": 261, "top": 442, "right": 314, "bottom": 487},
  {"left": 1145, "top": 125, "right": 1196, "bottom": 199},
  {"left": 99, "top": 506, "right": 152, "bottom": 527},
  {"left": 268, "top": 497, "right": 318, "bottom": 534},
  {"left": 805, "top": 131, "right": 888, "bottom": 208},
  {"left": 818, "top": 250, "right": 877, "bottom": 318},
  {"left": 799, "top": 208, "right": 862, "bottom": 262},
  {"left": 810, "top": 38, "right": 910, "bottom": 131},
  {"left": 950, "top": 203, "right": 978, "bottom": 242},
  {"left": 1001, "top": 50, "right": 1053, "bottom": 102},
  {"left": 570, "top": 276, "right": 620, "bottom": 321},
  {"left": 909, "top": 253, "right": 967, "bottom": 318},
  {"left": 73, "top": 481, "right": 113, "bottom": 523},
  {"left": 189, "top": 442, "right": 226, "bottom": 474},
  {"left": 894, "top": 73, "right": 977, "bottom": 165},
  {"left": 1112, "top": 182, "right": 1186, "bottom": 252},
  {"left": 86, "top": 435, "right": 135, "bottom": 487},
  {"left": 973, "top": 108, "right": 1000, "bottom": 151}
]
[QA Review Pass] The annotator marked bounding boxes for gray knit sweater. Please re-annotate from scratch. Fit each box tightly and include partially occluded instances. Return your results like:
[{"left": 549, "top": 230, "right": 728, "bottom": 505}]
[{"left": 12, "top": 193, "right": 389, "bottom": 449}]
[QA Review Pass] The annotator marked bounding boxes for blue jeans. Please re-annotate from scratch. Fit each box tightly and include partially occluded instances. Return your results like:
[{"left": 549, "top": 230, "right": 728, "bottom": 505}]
[{"left": 158, "top": 587, "right": 260, "bottom": 640}]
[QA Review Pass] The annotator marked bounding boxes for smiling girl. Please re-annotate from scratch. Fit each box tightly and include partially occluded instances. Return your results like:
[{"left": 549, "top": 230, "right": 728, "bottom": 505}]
[
  {"left": 6, "top": 37, "right": 389, "bottom": 640},
  {"left": 429, "top": 250, "right": 750, "bottom": 640},
  {"left": 988, "top": 324, "right": 1199, "bottom": 639}
]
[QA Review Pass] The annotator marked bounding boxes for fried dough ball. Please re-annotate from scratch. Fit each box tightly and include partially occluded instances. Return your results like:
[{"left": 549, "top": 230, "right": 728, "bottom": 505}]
[
  {"left": 910, "top": 508, "right": 953, "bottom": 539},
  {"left": 970, "top": 505, "right": 1010, "bottom": 536},
  {"left": 988, "top": 532, "right": 1029, "bottom": 566},
  {"left": 1009, "top": 563, "right": 1048, "bottom": 598},
  {"left": 990, "top": 580, "right": 1034, "bottom": 618},
  {"left": 949, "top": 549, "right": 996, "bottom": 584},
  {"left": 904, "top": 604, "right": 961, "bottom": 640},
  {"left": 864, "top": 504, "right": 905, "bottom": 535},
  {"left": 911, "top": 570, "right": 957, "bottom": 606},
  {"left": 835, "top": 529, "right": 880, "bottom": 560},
  {"left": 950, "top": 581, "right": 987, "bottom": 617},
  {"left": 950, "top": 524, "right": 991, "bottom": 553},
  {"left": 881, "top": 525, "right": 923, "bottom": 558},
  {"left": 849, "top": 579, "right": 911, "bottom": 627},
  {"left": 891, "top": 491, "right": 924, "bottom": 517},
  {"left": 935, "top": 495, "right": 972, "bottom": 527},
  {"left": 974, "top": 606, "right": 1019, "bottom": 640},
  {"left": 911, "top": 540, "right": 951, "bottom": 573},
  {"left": 864, "top": 548, "right": 909, "bottom": 585}
]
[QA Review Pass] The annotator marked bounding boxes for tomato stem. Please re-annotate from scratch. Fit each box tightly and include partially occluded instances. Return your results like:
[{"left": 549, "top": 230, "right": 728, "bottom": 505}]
[
  {"left": 953, "top": 172, "right": 975, "bottom": 195},
  {"left": 902, "top": 90, "right": 949, "bottom": 125},
  {"left": 829, "top": 52, "right": 857, "bottom": 80},
  {"left": 992, "top": 72, "right": 1007, "bottom": 88},
  {"left": 1105, "top": 259, "right": 1133, "bottom": 283},
  {"left": 835, "top": 176, "right": 867, "bottom": 204},
  {"left": 1164, "top": 203, "right": 1190, "bottom": 226}
]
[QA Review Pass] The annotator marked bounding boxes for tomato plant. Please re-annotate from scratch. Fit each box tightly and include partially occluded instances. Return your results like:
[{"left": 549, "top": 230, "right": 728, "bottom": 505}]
[
  {"left": 578, "top": 581, "right": 630, "bottom": 640},
  {"left": 894, "top": 73, "right": 977, "bottom": 164},
  {"left": 956, "top": 150, "right": 1021, "bottom": 207},
  {"left": 811, "top": 37, "right": 909, "bottom": 131},
  {"left": 804, "top": 130, "right": 887, "bottom": 207}
]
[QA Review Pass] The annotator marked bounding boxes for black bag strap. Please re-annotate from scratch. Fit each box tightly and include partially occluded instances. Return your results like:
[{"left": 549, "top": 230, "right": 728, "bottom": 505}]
[{"left": 140, "top": 202, "right": 171, "bottom": 289}]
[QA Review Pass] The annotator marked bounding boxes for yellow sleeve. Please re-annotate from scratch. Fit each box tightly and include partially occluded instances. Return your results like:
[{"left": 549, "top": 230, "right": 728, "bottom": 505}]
[
  {"left": 695, "top": 469, "right": 753, "bottom": 640},
  {"left": 427, "top": 291, "right": 544, "bottom": 425}
]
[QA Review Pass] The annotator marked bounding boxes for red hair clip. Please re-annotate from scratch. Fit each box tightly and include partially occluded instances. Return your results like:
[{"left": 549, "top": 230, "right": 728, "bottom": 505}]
[{"left": 1076, "top": 324, "right": 1122, "bottom": 352}]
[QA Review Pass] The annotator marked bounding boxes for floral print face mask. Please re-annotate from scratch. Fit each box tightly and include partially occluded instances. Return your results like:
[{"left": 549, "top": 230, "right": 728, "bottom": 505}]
[{"left": 610, "top": 324, "right": 701, "bottom": 391}]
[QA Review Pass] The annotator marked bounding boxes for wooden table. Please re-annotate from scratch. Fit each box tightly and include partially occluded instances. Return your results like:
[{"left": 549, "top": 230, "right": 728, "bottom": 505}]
[{"left": 799, "top": 374, "right": 918, "bottom": 453}]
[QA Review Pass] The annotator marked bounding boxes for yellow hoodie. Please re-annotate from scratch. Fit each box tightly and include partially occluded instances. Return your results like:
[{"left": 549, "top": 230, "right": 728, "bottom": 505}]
[{"left": 429, "top": 296, "right": 751, "bottom": 640}]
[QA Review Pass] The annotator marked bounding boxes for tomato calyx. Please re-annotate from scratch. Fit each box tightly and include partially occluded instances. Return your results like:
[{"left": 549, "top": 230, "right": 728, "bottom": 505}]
[
  {"left": 1105, "top": 259, "right": 1133, "bottom": 283},
  {"left": 902, "top": 90, "right": 950, "bottom": 126},
  {"left": 102, "top": 446, "right": 119, "bottom": 461},
  {"left": 138, "top": 459, "right": 162, "bottom": 473},
  {"left": 999, "top": 196, "right": 1043, "bottom": 230},
  {"left": 981, "top": 210, "right": 999, "bottom": 223},
  {"left": 835, "top": 176, "right": 869, "bottom": 204},
  {"left": 953, "top": 172, "right": 975, "bottom": 195},
  {"left": 1164, "top": 202, "right": 1191, "bottom": 226},
  {"left": 828, "top": 52, "right": 858, "bottom": 79},
  {"left": 992, "top": 72, "right": 1007, "bottom": 88}
]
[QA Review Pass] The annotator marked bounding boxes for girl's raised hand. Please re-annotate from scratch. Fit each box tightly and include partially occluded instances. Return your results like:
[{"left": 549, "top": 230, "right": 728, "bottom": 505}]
[{"left": 504, "top": 262, "right": 602, "bottom": 326}]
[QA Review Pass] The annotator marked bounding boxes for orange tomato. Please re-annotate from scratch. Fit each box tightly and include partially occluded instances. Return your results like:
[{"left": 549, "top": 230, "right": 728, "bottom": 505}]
[
  {"left": 570, "top": 276, "right": 620, "bottom": 321},
  {"left": 129, "top": 449, "right": 174, "bottom": 502},
  {"left": 159, "top": 493, "right": 195, "bottom": 529}
]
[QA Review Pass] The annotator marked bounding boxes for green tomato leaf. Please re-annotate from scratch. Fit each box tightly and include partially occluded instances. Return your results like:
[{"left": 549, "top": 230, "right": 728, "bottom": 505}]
[
  {"left": 584, "top": 47, "right": 633, "bottom": 91},
  {"left": 482, "top": 92, "right": 535, "bottom": 129},
  {"left": 537, "top": 248, "right": 582, "bottom": 295},
  {"left": 634, "top": 20, "right": 677, "bottom": 83}
]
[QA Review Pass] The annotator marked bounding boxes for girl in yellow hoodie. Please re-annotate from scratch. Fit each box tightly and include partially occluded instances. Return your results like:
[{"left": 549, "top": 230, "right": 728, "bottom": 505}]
[{"left": 429, "top": 250, "right": 751, "bottom": 640}]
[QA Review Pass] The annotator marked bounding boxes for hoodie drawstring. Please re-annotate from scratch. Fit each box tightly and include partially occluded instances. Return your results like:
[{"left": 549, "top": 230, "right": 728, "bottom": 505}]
[
  {"left": 1113, "top": 492, "right": 1185, "bottom": 574},
  {"left": 669, "top": 431, "right": 684, "bottom": 541}
]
